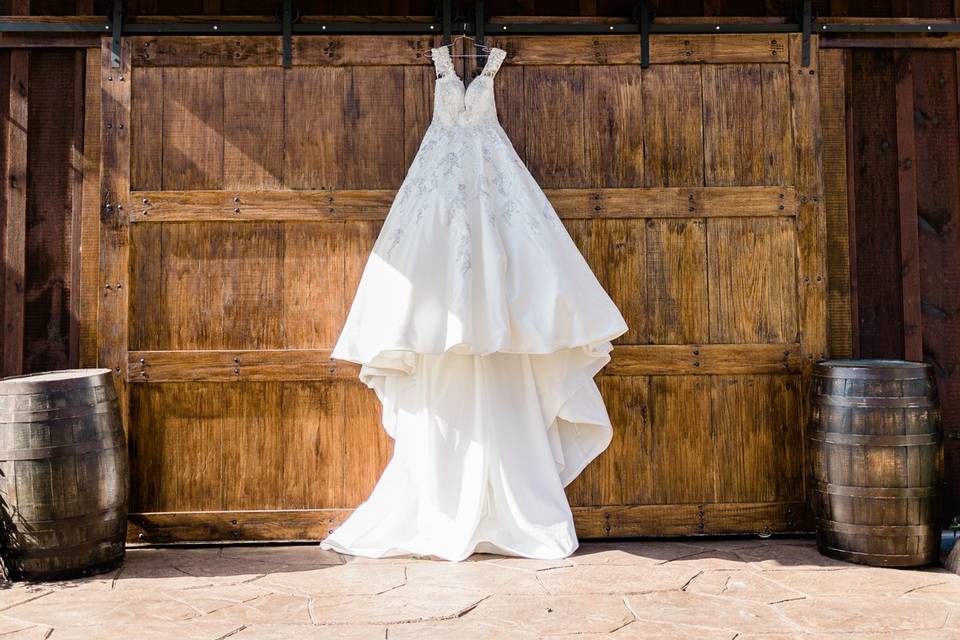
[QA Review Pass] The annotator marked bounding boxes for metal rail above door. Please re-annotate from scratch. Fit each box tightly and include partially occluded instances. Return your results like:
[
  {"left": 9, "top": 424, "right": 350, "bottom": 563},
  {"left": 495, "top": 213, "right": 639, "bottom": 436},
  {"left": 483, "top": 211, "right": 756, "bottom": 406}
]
[{"left": 0, "top": 0, "right": 958, "bottom": 68}]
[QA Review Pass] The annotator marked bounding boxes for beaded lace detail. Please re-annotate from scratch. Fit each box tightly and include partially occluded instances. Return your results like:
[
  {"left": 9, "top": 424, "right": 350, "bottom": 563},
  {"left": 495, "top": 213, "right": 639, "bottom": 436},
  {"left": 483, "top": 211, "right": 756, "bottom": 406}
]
[
  {"left": 431, "top": 46, "right": 455, "bottom": 78},
  {"left": 481, "top": 48, "right": 506, "bottom": 77}
]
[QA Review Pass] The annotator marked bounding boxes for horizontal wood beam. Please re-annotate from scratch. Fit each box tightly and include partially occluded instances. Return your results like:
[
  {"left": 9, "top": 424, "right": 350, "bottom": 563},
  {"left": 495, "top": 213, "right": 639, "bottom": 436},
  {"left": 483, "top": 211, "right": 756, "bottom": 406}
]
[
  {"left": 573, "top": 500, "right": 808, "bottom": 537},
  {"left": 128, "top": 501, "right": 808, "bottom": 543},
  {"left": 127, "top": 344, "right": 802, "bottom": 382},
  {"left": 125, "top": 34, "right": 789, "bottom": 66},
  {"left": 603, "top": 343, "right": 802, "bottom": 376},
  {"left": 129, "top": 187, "right": 797, "bottom": 222}
]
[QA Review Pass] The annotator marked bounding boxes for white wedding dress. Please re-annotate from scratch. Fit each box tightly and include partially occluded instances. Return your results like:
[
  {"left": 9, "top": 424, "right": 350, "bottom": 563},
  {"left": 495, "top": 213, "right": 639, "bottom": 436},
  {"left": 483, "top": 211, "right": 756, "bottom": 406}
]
[{"left": 319, "top": 46, "right": 628, "bottom": 561}]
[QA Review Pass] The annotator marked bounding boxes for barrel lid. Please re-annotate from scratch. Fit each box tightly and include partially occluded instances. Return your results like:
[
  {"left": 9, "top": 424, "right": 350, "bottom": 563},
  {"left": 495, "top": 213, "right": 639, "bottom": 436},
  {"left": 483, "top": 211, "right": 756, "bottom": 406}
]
[
  {"left": 0, "top": 368, "right": 114, "bottom": 394},
  {"left": 814, "top": 359, "right": 931, "bottom": 380}
]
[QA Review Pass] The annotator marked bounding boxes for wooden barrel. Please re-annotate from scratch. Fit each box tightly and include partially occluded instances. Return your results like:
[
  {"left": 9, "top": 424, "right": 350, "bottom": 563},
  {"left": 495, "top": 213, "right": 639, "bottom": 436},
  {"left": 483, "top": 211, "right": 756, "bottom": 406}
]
[
  {"left": 809, "top": 359, "right": 943, "bottom": 567},
  {"left": 0, "top": 369, "right": 128, "bottom": 581}
]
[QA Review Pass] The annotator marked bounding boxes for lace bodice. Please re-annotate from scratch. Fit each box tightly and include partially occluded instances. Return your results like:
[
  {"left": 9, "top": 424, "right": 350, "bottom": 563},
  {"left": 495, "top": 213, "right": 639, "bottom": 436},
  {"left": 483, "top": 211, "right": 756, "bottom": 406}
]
[{"left": 431, "top": 46, "right": 506, "bottom": 127}]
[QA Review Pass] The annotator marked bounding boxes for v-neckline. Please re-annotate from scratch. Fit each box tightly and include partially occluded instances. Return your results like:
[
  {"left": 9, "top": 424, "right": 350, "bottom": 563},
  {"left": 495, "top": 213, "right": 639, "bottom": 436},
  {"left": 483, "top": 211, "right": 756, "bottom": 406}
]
[{"left": 436, "top": 46, "right": 504, "bottom": 85}]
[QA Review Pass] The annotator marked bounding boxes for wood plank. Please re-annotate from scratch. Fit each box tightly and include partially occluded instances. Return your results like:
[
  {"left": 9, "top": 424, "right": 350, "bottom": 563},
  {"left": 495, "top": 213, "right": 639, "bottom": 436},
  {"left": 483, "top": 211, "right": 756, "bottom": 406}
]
[
  {"left": 761, "top": 63, "right": 795, "bottom": 185},
  {"left": 524, "top": 65, "right": 587, "bottom": 188},
  {"left": 98, "top": 36, "right": 131, "bottom": 432},
  {"left": 223, "top": 67, "right": 283, "bottom": 190},
  {"left": 128, "top": 383, "right": 164, "bottom": 513},
  {"left": 818, "top": 47, "right": 853, "bottom": 359},
  {"left": 130, "top": 35, "right": 437, "bottom": 67},
  {"left": 648, "top": 376, "right": 716, "bottom": 505},
  {"left": 342, "top": 379, "right": 392, "bottom": 506},
  {"left": 128, "top": 500, "right": 809, "bottom": 543},
  {"left": 490, "top": 35, "right": 788, "bottom": 65},
  {"left": 283, "top": 66, "right": 342, "bottom": 189},
  {"left": 568, "top": 376, "right": 651, "bottom": 508},
  {"left": 584, "top": 65, "right": 644, "bottom": 188},
  {"left": 221, "top": 382, "right": 283, "bottom": 510},
  {"left": 282, "top": 222, "right": 348, "bottom": 348},
  {"left": 789, "top": 33, "right": 828, "bottom": 364},
  {"left": 702, "top": 63, "right": 765, "bottom": 186},
  {"left": 646, "top": 218, "right": 709, "bottom": 344},
  {"left": 588, "top": 219, "right": 647, "bottom": 345},
  {"left": 129, "top": 186, "right": 798, "bottom": 222},
  {"left": 162, "top": 67, "right": 224, "bottom": 190},
  {"left": 914, "top": 49, "right": 960, "bottom": 516},
  {"left": 641, "top": 64, "right": 704, "bottom": 187},
  {"left": 574, "top": 501, "right": 808, "bottom": 538},
  {"left": 606, "top": 343, "right": 802, "bottom": 376},
  {"left": 154, "top": 383, "right": 223, "bottom": 512},
  {"left": 292, "top": 35, "right": 436, "bottom": 66},
  {"left": 130, "top": 66, "right": 163, "bottom": 191},
  {"left": 157, "top": 222, "right": 285, "bottom": 350},
  {"left": 79, "top": 47, "right": 102, "bottom": 369},
  {"left": 127, "top": 344, "right": 803, "bottom": 382},
  {"left": 707, "top": 218, "right": 799, "bottom": 344},
  {"left": 402, "top": 63, "right": 434, "bottom": 169},
  {"left": 894, "top": 50, "right": 923, "bottom": 361},
  {"left": 24, "top": 51, "right": 83, "bottom": 373},
  {"left": 281, "top": 381, "right": 346, "bottom": 509},
  {"left": 1, "top": 49, "right": 27, "bottom": 377},
  {"left": 492, "top": 63, "right": 526, "bottom": 162},
  {"left": 128, "top": 509, "right": 351, "bottom": 543},
  {"left": 711, "top": 374, "right": 804, "bottom": 503},
  {"left": 848, "top": 49, "right": 903, "bottom": 358}
]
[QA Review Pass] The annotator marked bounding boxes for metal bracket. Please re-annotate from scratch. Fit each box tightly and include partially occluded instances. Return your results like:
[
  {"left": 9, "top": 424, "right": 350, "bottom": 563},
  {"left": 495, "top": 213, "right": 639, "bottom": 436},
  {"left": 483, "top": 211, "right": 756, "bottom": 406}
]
[
  {"left": 801, "top": 0, "right": 812, "bottom": 68},
  {"left": 636, "top": 1, "right": 654, "bottom": 69},
  {"left": 441, "top": 0, "right": 453, "bottom": 45},
  {"left": 281, "top": 0, "right": 297, "bottom": 69},
  {"left": 474, "top": 1, "right": 485, "bottom": 65},
  {"left": 109, "top": 0, "right": 123, "bottom": 68}
]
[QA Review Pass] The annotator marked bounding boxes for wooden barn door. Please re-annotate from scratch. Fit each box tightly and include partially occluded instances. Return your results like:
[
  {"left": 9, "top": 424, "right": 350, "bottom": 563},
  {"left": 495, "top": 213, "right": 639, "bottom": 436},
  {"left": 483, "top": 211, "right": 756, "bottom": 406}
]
[
  {"left": 473, "top": 33, "right": 825, "bottom": 537},
  {"left": 99, "top": 33, "right": 824, "bottom": 542}
]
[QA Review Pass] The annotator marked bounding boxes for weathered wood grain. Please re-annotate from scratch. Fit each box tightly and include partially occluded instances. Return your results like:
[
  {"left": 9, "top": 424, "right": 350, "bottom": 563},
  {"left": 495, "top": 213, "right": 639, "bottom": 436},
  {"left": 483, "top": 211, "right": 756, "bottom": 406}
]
[
  {"left": 702, "top": 63, "right": 765, "bottom": 186},
  {"left": 641, "top": 64, "right": 704, "bottom": 187},
  {"left": 894, "top": 50, "right": 923, "bottom": 361},
  {"left": 584, "top": 65, "right": 644, "bottom": 188},
  {"left": 98, "top": 37, "right": 131, "bottom": 433},
  {"left": 707, "top": 217, "right": 799, "bottom": 344},
  {"left": 223, "top": 67, "right": 283, "bottom": 190},
  {"left": 490, "top": 35, "right": 787, "bottom": 65},
  {"left": 221, "top": 382, "right": 283, "bottom": 510},
  {"left": 128, "top": 186, "right": 798, "bottom": 221},
  {"left": 646, "top": 218, "right": 709, "bottom": 344},
  {"left": 126, "top": 344, "right": 802, "bottom": 382},
  {"left": 130, "top": 66, "right": 162, "bottom": 190},
  {"left": 818, "top": 47, "right": 853, "bottom": 359},
  {"left": 79, "top": 47, "right": 102, "bottom": 368},
  {"left": 2, "top": 49, "right": 27, "bottom": 377},
  {"left": 524, "top": 65, "right": 587, "bottom": 188},
  {"left": 789, "top": 33, "right": 828, "bottom": 364},
  {"left": 162, "top": 67, "right": 224, "bottom": 190},
  {"left": 128, "top": 500, "right": 808, "bottom": 542},
  {"left": 712, "top": 374, "right": 804, "bottom": 503}
]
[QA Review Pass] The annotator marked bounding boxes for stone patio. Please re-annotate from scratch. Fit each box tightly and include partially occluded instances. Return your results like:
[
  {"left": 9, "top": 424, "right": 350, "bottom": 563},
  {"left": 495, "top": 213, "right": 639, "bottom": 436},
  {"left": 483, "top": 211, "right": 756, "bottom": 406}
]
[{"left": 0, "top": 536, "right": 958, "bottom": 639}]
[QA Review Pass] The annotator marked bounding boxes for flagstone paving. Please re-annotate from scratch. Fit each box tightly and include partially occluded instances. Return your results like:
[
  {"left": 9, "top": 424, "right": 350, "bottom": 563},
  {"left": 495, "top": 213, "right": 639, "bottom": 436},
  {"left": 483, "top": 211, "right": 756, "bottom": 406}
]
[{"left": 0, "top": 536, "right": 958, "bottom": 639}]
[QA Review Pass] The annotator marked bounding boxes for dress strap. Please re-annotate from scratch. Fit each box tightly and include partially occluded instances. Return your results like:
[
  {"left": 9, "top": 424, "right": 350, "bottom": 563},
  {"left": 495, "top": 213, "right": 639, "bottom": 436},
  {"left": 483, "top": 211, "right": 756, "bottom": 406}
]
[
  {"left": 431, "top": 46, "right": 455, "bottom": 79},
  {"left": 481, "top": 47, "right": 507, "bottom": 78}
]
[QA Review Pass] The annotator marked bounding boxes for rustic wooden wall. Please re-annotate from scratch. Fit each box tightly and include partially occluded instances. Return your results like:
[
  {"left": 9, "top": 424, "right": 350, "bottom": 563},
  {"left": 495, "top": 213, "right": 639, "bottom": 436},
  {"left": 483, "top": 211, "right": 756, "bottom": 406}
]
[
  {"left": 80, "top": 30, "right": 823, "bottom": 542},
  {"left": 2, "top": 0, "right": 959, "bottom": 533}
]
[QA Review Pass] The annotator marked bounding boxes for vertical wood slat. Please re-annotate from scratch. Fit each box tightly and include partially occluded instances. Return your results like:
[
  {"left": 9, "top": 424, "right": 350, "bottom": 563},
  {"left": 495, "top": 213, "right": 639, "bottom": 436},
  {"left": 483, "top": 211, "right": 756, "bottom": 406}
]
[
  {"left": 844, "top": 50, "right": 860, "bottom": 357},
  {"left": 894, "top": 50, "right": 923, "bottom": 362},
  {"left": 80, "top": 47, "right": 102, "bottom": 368},
  {"left": 818, "top": 47, "right": 853, "bottom": 359},
  {"left": 789, "top": 33, "right": 827, "bottom": 527},
  {"left": 2, "top": 50, "right": 27, "bottom": 377},
  {"left": 70, "top": 51, "right": 86, "bottom": 368},
  {"left": 789, "top": 33, "right": 828, "bottom": 364},
  {"left": 99, "top": 37, "right": 131, "bottom": 432}
]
